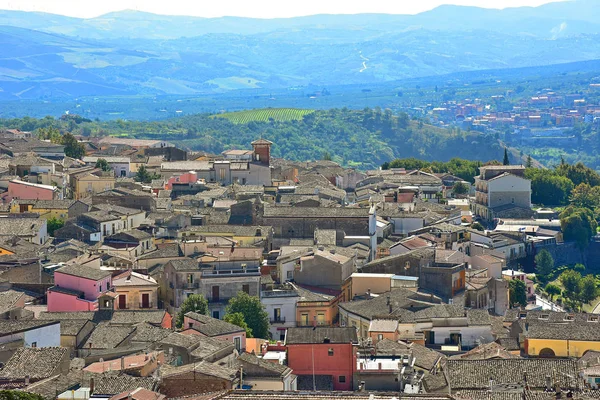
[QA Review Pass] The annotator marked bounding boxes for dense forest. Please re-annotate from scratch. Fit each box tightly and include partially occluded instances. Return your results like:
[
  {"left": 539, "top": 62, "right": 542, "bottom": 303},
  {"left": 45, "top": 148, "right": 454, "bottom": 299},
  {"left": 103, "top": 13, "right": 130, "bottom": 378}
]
[{"left": 0, "top": 108, "right": 505, "bottom": 170}]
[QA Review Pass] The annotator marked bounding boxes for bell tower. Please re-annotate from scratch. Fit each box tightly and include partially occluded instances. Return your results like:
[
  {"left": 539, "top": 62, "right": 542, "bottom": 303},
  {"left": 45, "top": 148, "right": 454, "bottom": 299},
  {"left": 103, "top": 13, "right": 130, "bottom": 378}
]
[{"left": 251, "top": 138, "right": 273, "bottom": 166}]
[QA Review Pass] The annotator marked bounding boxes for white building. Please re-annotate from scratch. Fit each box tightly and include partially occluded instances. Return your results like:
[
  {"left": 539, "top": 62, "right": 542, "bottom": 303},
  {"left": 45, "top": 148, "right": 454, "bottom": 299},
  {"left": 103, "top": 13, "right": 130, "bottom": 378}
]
[{"left": 260, "top": 286, "right": 299, "bottom": 341}]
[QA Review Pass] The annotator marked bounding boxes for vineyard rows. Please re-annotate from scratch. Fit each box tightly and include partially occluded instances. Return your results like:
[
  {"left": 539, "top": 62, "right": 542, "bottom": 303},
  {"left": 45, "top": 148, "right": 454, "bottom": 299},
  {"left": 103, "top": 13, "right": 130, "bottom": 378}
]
[{"left": 214, "top": 108, "right": 314, "bottom": 124}]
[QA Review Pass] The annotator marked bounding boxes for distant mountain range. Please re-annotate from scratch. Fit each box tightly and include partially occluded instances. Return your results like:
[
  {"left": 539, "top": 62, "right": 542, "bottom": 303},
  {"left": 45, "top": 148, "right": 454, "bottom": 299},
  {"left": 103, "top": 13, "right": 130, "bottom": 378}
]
[{"left": 1, "top": 0, "right": 600, "bottom": 100}]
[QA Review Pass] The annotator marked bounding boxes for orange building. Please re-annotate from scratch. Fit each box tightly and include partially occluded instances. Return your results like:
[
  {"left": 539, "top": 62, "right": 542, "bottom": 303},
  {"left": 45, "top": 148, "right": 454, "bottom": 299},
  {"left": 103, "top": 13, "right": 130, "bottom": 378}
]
[{"left": 294, "top": 284, "right": 343, "bottom": 327}]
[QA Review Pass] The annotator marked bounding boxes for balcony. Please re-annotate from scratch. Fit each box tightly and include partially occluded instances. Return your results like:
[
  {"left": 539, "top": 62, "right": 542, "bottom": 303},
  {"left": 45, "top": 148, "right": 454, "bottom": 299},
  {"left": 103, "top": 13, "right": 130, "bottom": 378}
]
[
  {"left": 139, "top": 302, "right": 154, "bottom": 309},
  {"left": 270, "top": 316, "right": 286, "bottom": 324},
  {"left": 202, "top": 268, "right": 260, "bottom": 278}
]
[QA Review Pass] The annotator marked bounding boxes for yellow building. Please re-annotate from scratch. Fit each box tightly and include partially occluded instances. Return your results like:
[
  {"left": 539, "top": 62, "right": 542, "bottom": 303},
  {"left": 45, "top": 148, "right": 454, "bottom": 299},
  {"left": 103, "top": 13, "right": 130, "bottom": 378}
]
[
  {"left": 72, "top": 171, "right": 115, "bottom": 200},
  {"left": 10, "top": 199, "right": 74, "bottom": 220},
  {"left": 112, "top": 270, "right": 159, "bottom": 310},
  {"left": 522, "top": 316, "right": 600, "bottom": 358}
]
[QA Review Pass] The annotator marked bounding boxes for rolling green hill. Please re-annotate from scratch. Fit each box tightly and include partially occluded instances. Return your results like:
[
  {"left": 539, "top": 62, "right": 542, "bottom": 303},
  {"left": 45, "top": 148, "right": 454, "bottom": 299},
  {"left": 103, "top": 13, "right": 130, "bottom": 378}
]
[{"left": 0, "top": 108, "right": 505, "bottom": 170}]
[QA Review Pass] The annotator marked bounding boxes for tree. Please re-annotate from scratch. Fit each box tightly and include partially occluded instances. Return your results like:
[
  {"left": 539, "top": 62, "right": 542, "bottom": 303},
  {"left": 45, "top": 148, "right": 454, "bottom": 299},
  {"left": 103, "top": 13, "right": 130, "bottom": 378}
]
[
  {"left": 509, "top": 279, "right": 527, "bottom": 308},
  {"left": 0, "top": 391, "right": 44, "bottom": 400},
  {"left": 560, "top": 270, "right": 582, "bottom": 298},
  {"left": 224, "top": 312, "right": 253, "bottom": 338},
  {"left": 525, "top": 168, "right": 574, "bottom": 206},
  {"left": 226, "top": 292, "right": 270, "bottom": 339},
  {"left": 47, "top": 217, "right": 64, "bottom": 236},
  {"left": 534, "top": 249, "right": 554, "bottom": 282},
  {"left": 560, "top": 206, "right": 597, "bottom": 250},
  {"left": 574, "top": 263, "right": 586, "bottom": 273},
  {"left": 526, "top": 155, "right": 533, "bottom": 168},
  {"left": 135, "top": 165, "right": 158, "bottom": 184},
  {"left": 452, "top": 181, "right": 469, "bottom": 196},
  {"left": 61, "top": 132, "right": 85, "bottom": 159},
  {"left": 569, "top": 183, "right": 600, "bottom": 210},
  {"left": 580, "top": 275, "right": 598, "bottom": 304},
  {"left": 503, "top": 148, "right": 510, "bottom": 165},
  {"left": 95, "top": 158, "right": 112, "bottom": 172},
  {"left": 322, "top": 151, "right": 332, "bottom": 161},
  {"left": 545, "top": 283, "right": 561, "bottom": 301},
  {"left": 471, "top": 222, "right": 485, "bottom": 231},
  {"left": 175, "top": 294, "right": 208, "bottom": 329}
]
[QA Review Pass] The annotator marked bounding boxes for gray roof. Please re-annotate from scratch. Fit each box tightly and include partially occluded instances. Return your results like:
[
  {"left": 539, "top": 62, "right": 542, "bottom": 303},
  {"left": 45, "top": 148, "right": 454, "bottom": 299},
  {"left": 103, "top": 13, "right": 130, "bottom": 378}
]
[
  {"left": 30, "top": 199, "right": 76, "bottom": 209},
  {"left": 81, "top": 322, "right": 136, "bottom": 349},
  {"left": 237, "top": 352, "right": 291, "bottom": 376},
  {"left": 160, "top": 332, "right": 206, "bottom": 349},
  {"left": 525, "top": 321, "right": 600, "bottom": 341},
  {"left": 185, "top": 312, "right": 245, "bottom": 336},
  {"left": 137, "top": 243, "right": 183, "bottom": 259},
  {"left": 0, "top": 289, "right": 24, "bottom": 314},
  {"left": 263, "top": 206, "right": 368, "bottom": 218},
  {"left": 0, "top": 347, "right": 68, "bottom": 379},
  {"left": 286, "top": 327, "right": 357, "bottom": 345},
  {"left": 447, "top": 359, "right": 578, "bottom": 390},
  {"left": 338, "top": 288, "right": 435, "bottom": 321},
  {"left": 55, "top": 264, "right": 112, "bottom": 281},
  {"left": 166, "top": 258, "right": 199, "bottom": 271},
  {"left": 190, "top": 336, "right": 235, "bottom": 360},
  {"left": 184, "top": 225, "right": 271, "bottom": 237},
  {"left": 295, "top": 285, "right": 334, "bottom": 303},
  {"left": 110, "top": 310, "right": 168, "bottom": 325},
  {"left": 80, "top": 210, "right": 121, "bottom": 223},
  {"left": 92, "top": 373, "right": 156, "bottom": 395},
  {"left": 375, "top": 339, "right": 444, "bottom": 371},
  {"left": 0, "top": 320, "right": 59, "bottom": 336},
  {"left": 161, "top": 360, "right": 237, "bottom": 381},
  {"left": 0, "top": 218, "right": 46, "bottom": 237},
  {"left": 130, "top": 322, "right": 172, "bottom": 343},
  {"left": 61, "top": 320, "right": 95, "bottom": 336}
]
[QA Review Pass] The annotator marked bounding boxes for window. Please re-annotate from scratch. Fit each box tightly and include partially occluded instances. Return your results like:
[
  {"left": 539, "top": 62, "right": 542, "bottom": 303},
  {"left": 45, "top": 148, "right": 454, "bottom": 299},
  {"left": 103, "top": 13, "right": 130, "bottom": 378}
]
[
  {"left": 187, "top": 274, "right": 194, "bottom": 284},
  {"left": 31, "top": 342, "right": 37, "bottom": 348},
  {"left": 301, "top": 313, "right": 309, "bottom": 326},
  {"left": 378, "top": 334, "right": 383, "bottom": 341},
  {"left": 213, "top": 310, "right": 220, "bottom": 319},
  {"left": 338, "top": 376, "right": 346, "bottom": 383},
  {"left": 328, "top": 348, "right": 334, "bottom": 356},
  {"left": 317, "top": 312, "right": 326, "bottom": 325},
  {"left": 188, "top": 322, "right": 193, "bottom": 329},
  {"left": 219, "top": 169, "right": 226, "bottom": 181},
  {"left": 242, "top": 284, "right": 250, "bottom": 294},
  {"left": 234, "top": 336, "right": 242, "bottom": 351}
]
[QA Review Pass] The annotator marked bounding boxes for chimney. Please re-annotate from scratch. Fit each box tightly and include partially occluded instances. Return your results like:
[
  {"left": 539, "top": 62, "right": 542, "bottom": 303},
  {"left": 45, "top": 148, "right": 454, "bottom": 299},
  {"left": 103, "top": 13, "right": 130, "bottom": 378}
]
[
  {"left": 546, "top": 375, "right": 552, "bottom": 392},
  {"left": 367, "top": 288, "right": 371, "bottom": 299},
  {"left": 90, "top": 377, "right": 95, "bottom": 394},
  {"left": 25, "top": 375, "right": 30, "bottom": 385},
  {"left": 121, "top": 356, "right": 125, "bottom": 371}
]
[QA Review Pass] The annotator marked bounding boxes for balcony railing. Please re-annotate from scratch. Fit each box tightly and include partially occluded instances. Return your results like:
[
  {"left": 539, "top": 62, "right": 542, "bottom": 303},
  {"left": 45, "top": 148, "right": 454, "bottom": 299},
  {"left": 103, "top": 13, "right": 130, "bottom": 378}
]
[
  {"left": 270, "top": 316, "right": 286, "bottom": 324},
  {"left": 139, "top": 302, "right": 153, "bottom": 309},
  {"left": 202, "top": 268, "right": 260, "bottom": 277}
]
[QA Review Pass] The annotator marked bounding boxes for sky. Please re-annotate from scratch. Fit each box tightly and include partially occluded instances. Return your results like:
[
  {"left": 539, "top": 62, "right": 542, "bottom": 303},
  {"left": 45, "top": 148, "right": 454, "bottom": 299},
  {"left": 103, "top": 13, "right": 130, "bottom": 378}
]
[{"left": 0, "top": 0, "right": 567, "bottom": 19}]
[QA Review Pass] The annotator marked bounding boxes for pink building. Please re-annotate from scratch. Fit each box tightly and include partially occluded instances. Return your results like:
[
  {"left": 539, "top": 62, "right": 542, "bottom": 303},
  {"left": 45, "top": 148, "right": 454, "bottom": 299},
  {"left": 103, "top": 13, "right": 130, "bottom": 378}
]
[
  {"left": 182, "top": 311, "right": 246, "bottom": 351},
  {"left": 165, "top": 171, "right": 198, "bottom": 190},
  {"left": 7, "top": 180, "right": 59, "bottom": 201},
  {"left": 47, "top": 264, "right": 114, "bottom": 312}
]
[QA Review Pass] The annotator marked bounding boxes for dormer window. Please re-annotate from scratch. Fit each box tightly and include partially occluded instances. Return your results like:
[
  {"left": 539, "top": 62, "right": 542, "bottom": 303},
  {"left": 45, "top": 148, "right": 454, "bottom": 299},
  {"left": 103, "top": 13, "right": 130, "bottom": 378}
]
[
  {"left": 539, "top": 314, "right": 549, "bottom": 320},
  {"left": 589, "top": 315, "right": 599, "bottom": 322},
  {"left": 565, "top": 314, "right": 575, "bottom": 321},
  {"left": 519, "top": 312, "right": 527, "bottom": 319}
]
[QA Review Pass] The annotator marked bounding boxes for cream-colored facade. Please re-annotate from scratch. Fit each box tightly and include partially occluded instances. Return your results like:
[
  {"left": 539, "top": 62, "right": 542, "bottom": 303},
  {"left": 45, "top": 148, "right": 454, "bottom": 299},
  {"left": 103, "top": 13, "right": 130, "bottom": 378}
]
[
  {"left": 73, "top": 173, "right": 115, "bottom": 200},
  {"left": 113, "top": 271, "right": 159, "bottom": 310}
]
